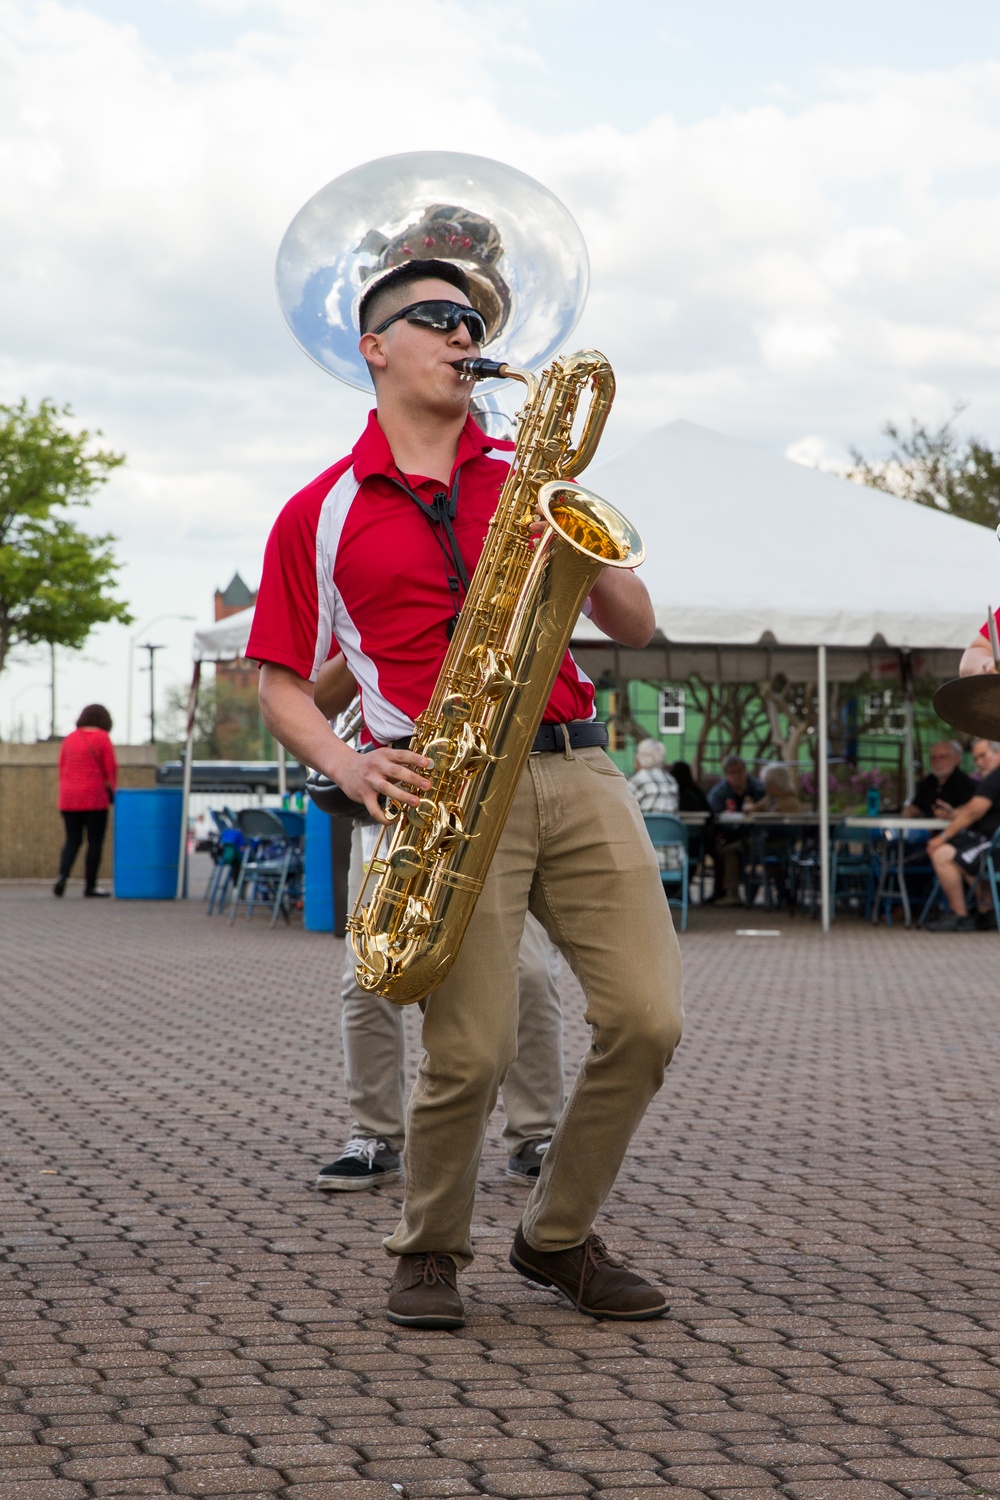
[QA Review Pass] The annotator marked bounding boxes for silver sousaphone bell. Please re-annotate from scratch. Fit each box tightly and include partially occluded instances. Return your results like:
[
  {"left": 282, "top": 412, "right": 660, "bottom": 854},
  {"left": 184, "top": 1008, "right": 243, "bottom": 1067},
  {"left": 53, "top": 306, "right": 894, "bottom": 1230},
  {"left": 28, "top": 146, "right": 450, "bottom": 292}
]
[
  {"left": 274, "top": 149, "right": 590, "bottom": 399},
  {"left": 277, "top": 151, "right": 591, "bottom": 812}
]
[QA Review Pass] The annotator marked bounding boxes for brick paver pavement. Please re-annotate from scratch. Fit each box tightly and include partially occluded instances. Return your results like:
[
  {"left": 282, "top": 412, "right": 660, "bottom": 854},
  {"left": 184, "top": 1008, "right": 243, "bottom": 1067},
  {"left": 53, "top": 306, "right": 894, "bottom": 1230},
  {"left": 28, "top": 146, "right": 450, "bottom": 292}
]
[{"left": 2, "top": 880, "right": 1000, "bottom": 1499}]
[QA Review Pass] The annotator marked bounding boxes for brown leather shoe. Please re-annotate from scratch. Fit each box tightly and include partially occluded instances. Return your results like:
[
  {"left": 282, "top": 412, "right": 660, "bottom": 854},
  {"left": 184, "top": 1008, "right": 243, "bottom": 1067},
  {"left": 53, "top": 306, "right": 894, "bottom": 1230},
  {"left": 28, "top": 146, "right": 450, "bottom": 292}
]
[
  {"left": 386, "top": 1253, "right": 464, "bottom": 1329},
  {"left": 510, "top": 1225, "right": 668, "bottom": 1320}
]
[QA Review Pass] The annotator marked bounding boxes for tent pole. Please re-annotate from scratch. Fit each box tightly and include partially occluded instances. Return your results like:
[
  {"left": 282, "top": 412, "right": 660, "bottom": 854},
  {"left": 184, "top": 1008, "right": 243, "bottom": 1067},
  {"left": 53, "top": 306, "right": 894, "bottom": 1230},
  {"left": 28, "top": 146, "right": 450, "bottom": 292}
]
[
  {"left": 176, "top": 663, "right": 200, "bottom": 900},
  {"left": 818, "top": 645, "right": 830, "bottom": 932},
  {"left": 900, "top": 650, "right": 916, "bottom": 805},
  {"left": 278, "top": 742, "right": 287, "bottom": 802}
]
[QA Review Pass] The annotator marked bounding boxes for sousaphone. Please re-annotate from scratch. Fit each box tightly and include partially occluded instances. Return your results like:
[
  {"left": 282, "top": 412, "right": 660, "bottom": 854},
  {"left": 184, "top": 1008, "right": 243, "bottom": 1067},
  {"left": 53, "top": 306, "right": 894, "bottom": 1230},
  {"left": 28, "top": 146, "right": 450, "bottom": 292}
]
[{"left": 275, "top": 150, "right": 590, "bottom": 397}]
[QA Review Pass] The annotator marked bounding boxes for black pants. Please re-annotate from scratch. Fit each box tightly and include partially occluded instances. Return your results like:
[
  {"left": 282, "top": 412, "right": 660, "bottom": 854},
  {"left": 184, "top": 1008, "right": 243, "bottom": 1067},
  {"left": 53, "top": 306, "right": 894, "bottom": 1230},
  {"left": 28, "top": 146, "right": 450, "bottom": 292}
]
[{"left": 59, "top": 809, "right": 109, "bottom": 891}]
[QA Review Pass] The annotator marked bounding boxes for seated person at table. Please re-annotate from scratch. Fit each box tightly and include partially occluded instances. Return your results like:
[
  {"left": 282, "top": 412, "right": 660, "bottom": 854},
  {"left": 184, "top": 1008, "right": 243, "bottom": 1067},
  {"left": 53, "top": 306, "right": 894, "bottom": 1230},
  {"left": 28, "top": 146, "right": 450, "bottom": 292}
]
[
  {"left": 628, "top": 738, "right": 679, "bottom": 814},
  {"left": 925, "top": 738, "right": 1000, "bottom": 932},
  {"left": 750, "top": 763, "right": 806, "bottom": 815},
  {"left": 707, "top": 755, "right": 764, "bottom": 904},
  {"left": 671, "top": 761, "right": 712, "bottom": 817},
  {"left": 903, "top": 741, "right": 975, "bottom": 820},
  {"left": 707, "top": 755, "right": 764, "bottom": 815},
  {"left": 960, "top": 608, "right": 1000, "bottom": 676}
]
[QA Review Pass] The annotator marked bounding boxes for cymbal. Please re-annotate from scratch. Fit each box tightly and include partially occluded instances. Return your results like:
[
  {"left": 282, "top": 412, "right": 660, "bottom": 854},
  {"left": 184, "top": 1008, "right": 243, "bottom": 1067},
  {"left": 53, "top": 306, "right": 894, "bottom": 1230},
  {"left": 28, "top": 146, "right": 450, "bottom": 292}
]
[{"left": 933, "top": 675, "right": 1000, "bottom": 739}]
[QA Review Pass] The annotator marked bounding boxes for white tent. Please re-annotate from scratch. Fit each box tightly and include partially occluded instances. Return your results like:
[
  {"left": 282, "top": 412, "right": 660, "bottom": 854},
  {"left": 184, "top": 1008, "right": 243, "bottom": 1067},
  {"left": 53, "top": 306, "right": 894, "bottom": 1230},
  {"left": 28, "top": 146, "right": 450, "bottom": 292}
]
[
  {"left": 569, "top": 420, "right": 999, "bottom": 929},
  {"left": 176, "top": 605, "right": 280, "bottom": 900},
  {"left": 182, "top": 421, "right": 999, "bottom": 923},
  {"left": 193, "top": 606, "right": 255, "bottom": 662},
  {"left": 573, "top": 418, "right": 998, "bottom": 658}
]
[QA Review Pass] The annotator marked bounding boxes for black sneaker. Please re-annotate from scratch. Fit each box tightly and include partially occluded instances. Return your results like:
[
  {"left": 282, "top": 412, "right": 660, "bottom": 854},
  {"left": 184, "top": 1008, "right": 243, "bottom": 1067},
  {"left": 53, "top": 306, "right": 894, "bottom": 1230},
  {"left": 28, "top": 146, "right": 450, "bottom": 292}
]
[
  {"left": 316, "top": 1138, "right": 402, "bottom": 1192},
  {"left": 84, "top": 888, "right": 111, "bottom": 898},
  {"left": 924, "top": 912, "right": 977, "bottom": 932},
  {"left": 52, "top": 878, "right": 66, "bottom": 897},
  {"left": 505, "top": 1138, "right": 551, "bottom": 1184}
]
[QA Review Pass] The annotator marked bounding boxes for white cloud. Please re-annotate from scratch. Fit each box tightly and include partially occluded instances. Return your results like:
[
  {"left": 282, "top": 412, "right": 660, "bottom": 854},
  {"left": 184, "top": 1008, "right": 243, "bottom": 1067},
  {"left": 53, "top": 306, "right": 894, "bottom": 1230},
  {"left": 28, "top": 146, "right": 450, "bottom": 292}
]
[{"left": 2, "top": 0, "right": 1000, "bottom": 732}]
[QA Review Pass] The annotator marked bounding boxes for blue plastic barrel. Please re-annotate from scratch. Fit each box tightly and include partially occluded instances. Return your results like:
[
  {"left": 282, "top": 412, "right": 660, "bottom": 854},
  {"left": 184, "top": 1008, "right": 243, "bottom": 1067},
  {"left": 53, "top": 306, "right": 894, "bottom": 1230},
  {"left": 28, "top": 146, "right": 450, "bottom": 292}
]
[
  {"left": 113, "top": 789, "right": 183, "bottom": 899},
  {"left": 304, "top": 798, "right": 334, "bottom": 931}
]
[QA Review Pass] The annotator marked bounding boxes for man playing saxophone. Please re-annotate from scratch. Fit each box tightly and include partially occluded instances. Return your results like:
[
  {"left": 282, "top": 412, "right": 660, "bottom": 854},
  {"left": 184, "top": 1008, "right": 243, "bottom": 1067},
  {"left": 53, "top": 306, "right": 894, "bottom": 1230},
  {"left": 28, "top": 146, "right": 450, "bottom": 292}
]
[{"left": 249, "top": 258, "right": 683, "bottom": 1329}]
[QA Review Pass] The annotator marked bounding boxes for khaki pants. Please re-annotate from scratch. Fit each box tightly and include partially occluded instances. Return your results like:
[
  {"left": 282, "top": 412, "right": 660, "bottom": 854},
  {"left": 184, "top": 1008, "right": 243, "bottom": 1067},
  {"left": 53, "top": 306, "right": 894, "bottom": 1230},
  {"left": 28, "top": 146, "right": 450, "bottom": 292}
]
[
  {"left": 384, "top": 746, "right": 684, "bottom": 1268},
  {"left": 341, "top": 825, "right": 564, "bottom": 1153}
]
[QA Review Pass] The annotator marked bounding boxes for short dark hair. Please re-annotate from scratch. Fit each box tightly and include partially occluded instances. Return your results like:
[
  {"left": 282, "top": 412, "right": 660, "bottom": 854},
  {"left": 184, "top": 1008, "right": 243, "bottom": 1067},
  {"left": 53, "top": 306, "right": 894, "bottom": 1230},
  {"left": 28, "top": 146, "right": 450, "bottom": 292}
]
[
  {"left": 77, "top": 703, "right": 112, "bottom": 732},
  {"left": 358, "top": 258, "right": 472, "bottom": 335},
  {"left": 723, "top": 755, "right": 746, "bottom": 774}
]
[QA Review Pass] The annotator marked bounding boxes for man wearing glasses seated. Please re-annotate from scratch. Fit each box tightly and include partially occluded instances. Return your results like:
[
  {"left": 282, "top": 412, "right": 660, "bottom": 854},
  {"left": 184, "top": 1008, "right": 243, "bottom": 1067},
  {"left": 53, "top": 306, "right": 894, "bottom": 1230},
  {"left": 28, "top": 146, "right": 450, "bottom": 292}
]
[
  {"left": 902, "top": 741, "right": 975, "bottom": 821},
  {"left": 925, "top": 738, "right": 1000, "bottom": 932}
]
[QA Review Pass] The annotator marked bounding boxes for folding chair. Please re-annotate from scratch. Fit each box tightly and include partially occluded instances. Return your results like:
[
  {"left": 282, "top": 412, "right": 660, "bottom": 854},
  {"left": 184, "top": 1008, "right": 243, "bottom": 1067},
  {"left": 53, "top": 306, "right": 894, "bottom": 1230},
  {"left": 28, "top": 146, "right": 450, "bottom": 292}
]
[
  {"left": 982, "top": 829, "right": 1000, "bottom": 929},
  {"left": 787, "top": 837, "right": 820, "bottom": 916},
  {"left": 643, "top": 814, "right": 689, "bottom": 932},
  {"left": 872, "top": 828, "right": 934, "bottom": 928},
  {"left": 830, "top": 823, "right": 879, "bottom": 921},
  {"left": 228, "top": 808, "right": 302, "bottom": 926},
  {"left": 743, "top": 825, "right": 798, "bottom": 911},
  {"left": 205, "top": 810, "right": 245, "bottom": 915}
]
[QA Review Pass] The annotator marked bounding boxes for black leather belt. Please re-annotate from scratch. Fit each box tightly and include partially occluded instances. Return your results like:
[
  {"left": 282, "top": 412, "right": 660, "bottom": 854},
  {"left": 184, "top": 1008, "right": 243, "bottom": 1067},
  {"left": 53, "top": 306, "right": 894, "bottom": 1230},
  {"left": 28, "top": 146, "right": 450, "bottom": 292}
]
[
  {"left": 530, "top": 721, "right": 609, "bottom": 753},
  {"left": 391, "top": 721, "right": 608, "bottom": 754}
]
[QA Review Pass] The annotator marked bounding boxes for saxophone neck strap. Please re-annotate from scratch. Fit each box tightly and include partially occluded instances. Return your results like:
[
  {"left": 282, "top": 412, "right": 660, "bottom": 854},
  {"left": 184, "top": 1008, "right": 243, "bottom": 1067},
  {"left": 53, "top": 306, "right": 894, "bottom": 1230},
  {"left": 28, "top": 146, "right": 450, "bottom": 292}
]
[{"left": 386, "top": 472, "right": 469, "bottom": 629}]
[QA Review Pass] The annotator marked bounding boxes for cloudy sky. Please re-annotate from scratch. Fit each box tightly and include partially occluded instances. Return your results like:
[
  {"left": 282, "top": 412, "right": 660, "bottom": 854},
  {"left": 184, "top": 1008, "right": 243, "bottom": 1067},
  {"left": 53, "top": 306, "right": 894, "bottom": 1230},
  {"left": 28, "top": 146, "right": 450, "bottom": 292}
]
[{"left": 3, "top": 0, "right": 1000, "bottom": 740}]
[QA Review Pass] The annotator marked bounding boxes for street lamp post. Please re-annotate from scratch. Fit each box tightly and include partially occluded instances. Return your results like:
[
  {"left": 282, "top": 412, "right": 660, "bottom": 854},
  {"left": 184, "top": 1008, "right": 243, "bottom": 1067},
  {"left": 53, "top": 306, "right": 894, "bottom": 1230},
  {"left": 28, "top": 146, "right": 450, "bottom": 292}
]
[
  {"left": 139, "top": 644, "right": 166, "bottom": 744},
  {"left": 126, "top": 615, "right": 195, "bottom": 745}
]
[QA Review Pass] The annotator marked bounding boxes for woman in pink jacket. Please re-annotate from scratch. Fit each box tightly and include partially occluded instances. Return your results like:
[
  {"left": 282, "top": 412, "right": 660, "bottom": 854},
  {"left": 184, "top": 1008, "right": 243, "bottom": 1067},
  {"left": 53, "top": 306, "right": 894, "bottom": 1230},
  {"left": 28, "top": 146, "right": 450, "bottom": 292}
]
[{"left": 54, "top": 704, "right": 117, "bottom": 898}]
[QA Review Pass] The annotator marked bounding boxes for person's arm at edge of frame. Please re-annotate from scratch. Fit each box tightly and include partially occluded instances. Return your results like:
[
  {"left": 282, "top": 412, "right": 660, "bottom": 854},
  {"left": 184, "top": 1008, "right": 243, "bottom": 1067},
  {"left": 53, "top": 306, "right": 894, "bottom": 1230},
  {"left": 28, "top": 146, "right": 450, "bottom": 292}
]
[
  {"left": 257, "top": 661, "right": 431, "bottom": 825},
  {"left": 927, "top": 793, "right": 992, "bottom": 853},
  {"left": 587, "top": 568, "right": 655, "bottom": 648},
  {"left": 960, "top": 620, "right": 997, "bottom": 676}
]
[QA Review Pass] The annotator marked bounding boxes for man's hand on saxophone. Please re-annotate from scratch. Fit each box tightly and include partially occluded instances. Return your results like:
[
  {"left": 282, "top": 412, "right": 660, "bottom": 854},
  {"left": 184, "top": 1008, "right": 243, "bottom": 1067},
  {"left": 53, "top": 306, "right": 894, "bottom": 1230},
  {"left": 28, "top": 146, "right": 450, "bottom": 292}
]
[{"left": 258, "top": 661, "right": 432, "bottom": 824}]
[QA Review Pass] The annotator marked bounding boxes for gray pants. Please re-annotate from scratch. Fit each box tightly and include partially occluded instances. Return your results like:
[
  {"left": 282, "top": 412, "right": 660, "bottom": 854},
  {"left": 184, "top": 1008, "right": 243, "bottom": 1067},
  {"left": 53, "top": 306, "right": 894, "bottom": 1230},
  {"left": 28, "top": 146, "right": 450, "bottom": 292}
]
[{"left": 341, "top": 823, "right": 564, "bottom": 1153}]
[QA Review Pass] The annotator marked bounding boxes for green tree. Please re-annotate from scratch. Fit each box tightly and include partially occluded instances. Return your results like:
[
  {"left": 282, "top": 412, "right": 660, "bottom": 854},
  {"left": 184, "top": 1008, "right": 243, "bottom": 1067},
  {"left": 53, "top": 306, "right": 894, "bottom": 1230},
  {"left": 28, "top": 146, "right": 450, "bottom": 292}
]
[
  {"left": 0, "top": 397, "right": 131, "bottom": 676},
  {"left": 847, "top": 406, "right": 1000, "bottom": 528}
]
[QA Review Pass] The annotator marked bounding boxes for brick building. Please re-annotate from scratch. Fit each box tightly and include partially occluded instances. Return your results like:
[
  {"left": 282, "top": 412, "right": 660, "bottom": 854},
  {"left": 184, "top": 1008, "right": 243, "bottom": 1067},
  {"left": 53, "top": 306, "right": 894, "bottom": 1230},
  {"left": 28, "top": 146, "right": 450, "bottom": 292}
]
[{"left": 213, "top": 571, "right": 259, "bottom": 756}]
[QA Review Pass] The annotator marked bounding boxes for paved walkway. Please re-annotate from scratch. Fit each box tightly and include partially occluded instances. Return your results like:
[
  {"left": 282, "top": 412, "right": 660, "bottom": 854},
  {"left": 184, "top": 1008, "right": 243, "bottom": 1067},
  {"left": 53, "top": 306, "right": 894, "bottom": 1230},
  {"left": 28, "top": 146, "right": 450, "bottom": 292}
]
[{"left": 2, "top": 880, "right": 1000, "bottom": 1499}]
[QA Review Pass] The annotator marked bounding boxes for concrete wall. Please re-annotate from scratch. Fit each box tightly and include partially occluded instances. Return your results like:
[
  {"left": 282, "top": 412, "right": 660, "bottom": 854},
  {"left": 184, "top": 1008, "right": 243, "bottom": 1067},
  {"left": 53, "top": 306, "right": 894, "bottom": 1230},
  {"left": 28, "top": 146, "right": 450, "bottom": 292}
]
[{"left": 0, "top": 744, "right": 158, "bottom": 879}]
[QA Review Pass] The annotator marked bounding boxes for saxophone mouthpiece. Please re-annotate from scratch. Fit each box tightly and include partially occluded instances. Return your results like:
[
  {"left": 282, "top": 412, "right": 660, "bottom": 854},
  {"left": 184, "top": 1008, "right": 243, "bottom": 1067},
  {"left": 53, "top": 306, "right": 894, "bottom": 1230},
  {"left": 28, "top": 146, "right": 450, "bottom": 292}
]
[{"left": 452, "top": 358, "right": 508, "bottom": 380}]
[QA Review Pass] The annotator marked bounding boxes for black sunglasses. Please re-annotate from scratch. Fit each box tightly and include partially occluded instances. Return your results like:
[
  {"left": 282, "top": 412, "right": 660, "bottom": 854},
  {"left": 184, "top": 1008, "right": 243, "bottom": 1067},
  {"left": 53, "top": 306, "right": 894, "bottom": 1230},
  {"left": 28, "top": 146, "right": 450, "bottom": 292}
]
[{"left": 370, "top": 299, "right": 487, "bottom": 344}]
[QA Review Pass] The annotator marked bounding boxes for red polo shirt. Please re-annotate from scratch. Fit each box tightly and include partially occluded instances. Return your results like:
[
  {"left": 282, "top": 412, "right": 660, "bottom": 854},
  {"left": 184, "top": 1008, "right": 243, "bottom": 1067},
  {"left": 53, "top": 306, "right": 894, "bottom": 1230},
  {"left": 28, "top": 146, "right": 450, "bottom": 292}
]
[{"left": 247, "top": 411, "right": 595, "bottom": 744}]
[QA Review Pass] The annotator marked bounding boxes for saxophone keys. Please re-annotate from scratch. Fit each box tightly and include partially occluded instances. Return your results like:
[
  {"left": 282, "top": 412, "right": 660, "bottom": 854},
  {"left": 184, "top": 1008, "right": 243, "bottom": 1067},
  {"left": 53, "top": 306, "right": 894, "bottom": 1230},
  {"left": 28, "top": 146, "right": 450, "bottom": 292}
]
[
  {"left": 406, "top": 797, "right": 439, "bottom": 829},
  {"left": 481, "top": 649, "right": 517, "bottom": 701},
  {"left": 423, "top": 736, "right": 453, "bottom": 772},
  {"left": 389, "top": 845, "right": 423, "bottom": 878},
  {"left": 441, "top": 693, "right": 473, "bottom": 722},
  {"left": 355, "top": 934, "right": 395, "bottom": 991},
  {"left": 450, "top": 721, "right": 493, "bottom": 775},
  {"left": 398, "top": 895, "right": 433, "bottom": 939}
]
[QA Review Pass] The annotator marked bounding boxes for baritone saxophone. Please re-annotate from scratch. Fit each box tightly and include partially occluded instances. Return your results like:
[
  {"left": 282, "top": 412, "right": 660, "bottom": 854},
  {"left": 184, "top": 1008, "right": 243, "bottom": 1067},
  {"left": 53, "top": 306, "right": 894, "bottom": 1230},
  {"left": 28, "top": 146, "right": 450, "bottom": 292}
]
[{"left": 348, "top": 349, "right": 645, "bottom": 1005}]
